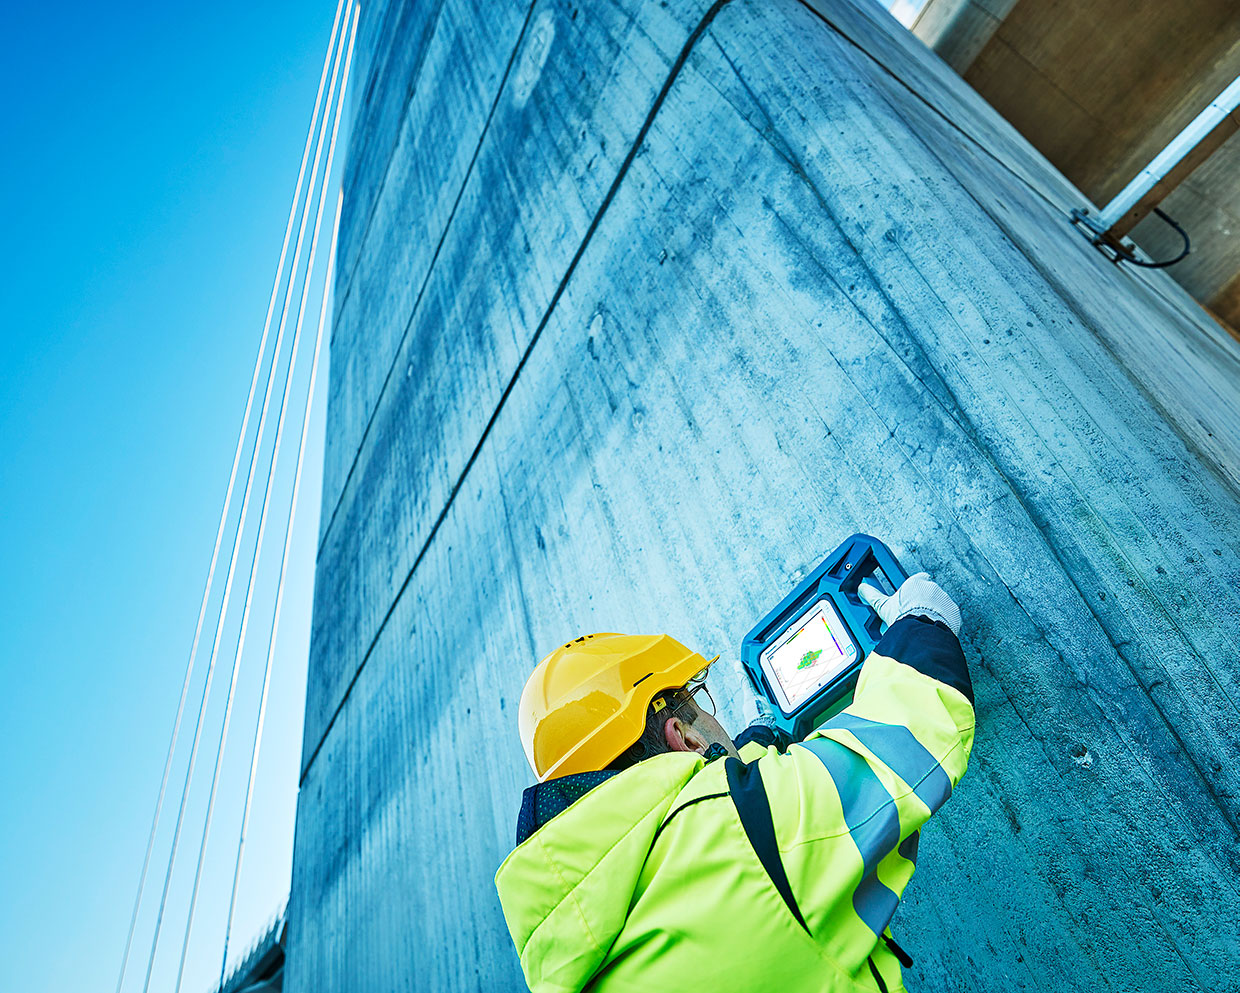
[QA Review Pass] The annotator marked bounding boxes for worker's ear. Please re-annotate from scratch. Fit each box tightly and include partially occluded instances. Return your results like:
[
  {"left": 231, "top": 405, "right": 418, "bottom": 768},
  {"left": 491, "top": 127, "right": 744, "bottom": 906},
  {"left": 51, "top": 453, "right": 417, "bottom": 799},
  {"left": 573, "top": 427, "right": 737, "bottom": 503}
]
[{"left": 663, "top": 716, "right": 709, "bottom": 755}]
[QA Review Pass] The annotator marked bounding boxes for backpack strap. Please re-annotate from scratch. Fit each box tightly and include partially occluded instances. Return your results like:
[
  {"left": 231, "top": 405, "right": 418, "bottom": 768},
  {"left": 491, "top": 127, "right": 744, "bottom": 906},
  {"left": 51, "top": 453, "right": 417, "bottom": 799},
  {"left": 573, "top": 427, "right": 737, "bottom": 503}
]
[{"left": 725, "top": 756, "right": 810, "bottom": 934}]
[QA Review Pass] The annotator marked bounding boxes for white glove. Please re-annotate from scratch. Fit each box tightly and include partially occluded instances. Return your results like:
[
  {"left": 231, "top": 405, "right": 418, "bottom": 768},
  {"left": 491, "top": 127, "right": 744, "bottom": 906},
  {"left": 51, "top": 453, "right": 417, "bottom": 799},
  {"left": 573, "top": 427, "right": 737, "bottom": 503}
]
[
  {"left": 859, "top": 572, "right": 961, "bottom": 637},
  {"left": 741, "top": 691, "right": 778, "bottom": 728}
]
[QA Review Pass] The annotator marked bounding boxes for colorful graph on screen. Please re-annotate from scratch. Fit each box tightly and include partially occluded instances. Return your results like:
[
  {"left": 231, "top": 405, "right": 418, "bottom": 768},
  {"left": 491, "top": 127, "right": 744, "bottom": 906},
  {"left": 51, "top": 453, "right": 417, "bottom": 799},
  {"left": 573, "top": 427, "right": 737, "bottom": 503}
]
[{"left": 763, "top": 601, "right": 855, "bottom": 710}]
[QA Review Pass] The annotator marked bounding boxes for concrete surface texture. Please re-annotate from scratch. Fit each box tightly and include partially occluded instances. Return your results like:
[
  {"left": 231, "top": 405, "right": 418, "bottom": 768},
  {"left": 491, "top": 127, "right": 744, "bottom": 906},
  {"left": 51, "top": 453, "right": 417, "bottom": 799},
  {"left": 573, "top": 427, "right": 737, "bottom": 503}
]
[
  {"left": 285, "top": 0, "right": 1240, "bottom": 990},
  {"left": 912, "top": 0, "right": 1240, "bottom": 329}
]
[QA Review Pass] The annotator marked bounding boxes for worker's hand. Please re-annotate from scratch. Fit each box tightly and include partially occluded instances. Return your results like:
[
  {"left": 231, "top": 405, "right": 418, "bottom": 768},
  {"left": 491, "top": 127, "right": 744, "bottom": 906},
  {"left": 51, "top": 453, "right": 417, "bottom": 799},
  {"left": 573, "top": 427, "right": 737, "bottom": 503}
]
[
  {"left": 741, "top": 691, "right": 777, "bottom": 728},
  {"left": 859, "top": 572, "right": 962, "bottom": 637}
]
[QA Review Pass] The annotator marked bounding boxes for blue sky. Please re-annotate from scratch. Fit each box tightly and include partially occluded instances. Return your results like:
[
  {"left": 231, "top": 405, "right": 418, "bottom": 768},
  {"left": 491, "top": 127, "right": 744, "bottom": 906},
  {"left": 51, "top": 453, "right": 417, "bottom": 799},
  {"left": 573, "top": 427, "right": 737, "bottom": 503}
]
[{"left": 0, "top": 3, "right": 345, "bottom": 990}]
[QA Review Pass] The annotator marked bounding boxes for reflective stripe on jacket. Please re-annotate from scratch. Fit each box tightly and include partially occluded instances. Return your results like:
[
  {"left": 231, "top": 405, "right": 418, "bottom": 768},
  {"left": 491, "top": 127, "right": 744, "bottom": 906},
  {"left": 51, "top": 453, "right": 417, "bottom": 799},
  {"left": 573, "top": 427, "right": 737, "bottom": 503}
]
[{"left": 495, "top": 616, "right": 975, "bottom": 993}]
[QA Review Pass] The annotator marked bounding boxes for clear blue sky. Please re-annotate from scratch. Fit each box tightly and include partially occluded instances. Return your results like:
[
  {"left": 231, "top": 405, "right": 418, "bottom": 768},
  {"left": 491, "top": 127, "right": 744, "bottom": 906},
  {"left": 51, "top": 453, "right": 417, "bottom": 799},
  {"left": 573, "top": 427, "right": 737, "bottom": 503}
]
[{"left": 0, "top": 3, "right": 344, "bottom": 991}]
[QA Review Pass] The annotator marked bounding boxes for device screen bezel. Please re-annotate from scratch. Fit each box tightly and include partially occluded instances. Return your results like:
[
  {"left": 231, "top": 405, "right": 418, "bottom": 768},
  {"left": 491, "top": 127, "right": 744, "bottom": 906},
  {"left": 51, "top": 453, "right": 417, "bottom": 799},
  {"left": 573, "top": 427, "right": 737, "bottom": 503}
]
[{"left": 758, "top": 596, "right": 859, "bottom": 714}]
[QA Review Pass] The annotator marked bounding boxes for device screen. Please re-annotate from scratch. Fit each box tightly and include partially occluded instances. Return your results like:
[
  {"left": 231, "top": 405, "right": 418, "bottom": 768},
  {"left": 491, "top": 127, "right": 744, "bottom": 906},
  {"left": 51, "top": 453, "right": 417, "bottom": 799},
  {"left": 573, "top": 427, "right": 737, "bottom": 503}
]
[{"left": 760, "top": 599, "right": 858, "bottom": 712}]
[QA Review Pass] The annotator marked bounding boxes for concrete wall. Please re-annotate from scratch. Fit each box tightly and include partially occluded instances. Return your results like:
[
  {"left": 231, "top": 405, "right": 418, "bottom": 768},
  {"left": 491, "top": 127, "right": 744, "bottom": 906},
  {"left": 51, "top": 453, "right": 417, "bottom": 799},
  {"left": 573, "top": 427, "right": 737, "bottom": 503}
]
[{"left": 285, "top": 0, "right": 1240, "bottom": 990}]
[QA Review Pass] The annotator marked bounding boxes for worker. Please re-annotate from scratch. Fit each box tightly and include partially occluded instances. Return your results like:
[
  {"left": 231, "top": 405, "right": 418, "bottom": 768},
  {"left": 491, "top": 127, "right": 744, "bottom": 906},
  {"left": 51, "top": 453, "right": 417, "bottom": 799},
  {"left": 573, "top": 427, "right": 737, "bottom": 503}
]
[{"left": 495, "top": 573, "right": 974, "bottom": 993}]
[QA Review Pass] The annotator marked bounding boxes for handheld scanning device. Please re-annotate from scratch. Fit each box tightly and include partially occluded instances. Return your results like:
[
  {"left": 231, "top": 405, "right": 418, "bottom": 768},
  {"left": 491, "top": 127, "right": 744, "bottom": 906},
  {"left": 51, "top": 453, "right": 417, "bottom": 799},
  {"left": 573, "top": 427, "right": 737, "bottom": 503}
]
[{"left": 740, "top": 534, "right": 906, "bottom": 741}]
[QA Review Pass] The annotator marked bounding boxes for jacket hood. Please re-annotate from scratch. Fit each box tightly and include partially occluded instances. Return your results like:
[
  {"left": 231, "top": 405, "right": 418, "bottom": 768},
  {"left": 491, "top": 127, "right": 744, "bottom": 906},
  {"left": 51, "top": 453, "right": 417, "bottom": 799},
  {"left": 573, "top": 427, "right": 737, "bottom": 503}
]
[{"left": 495, "top": 752, "right": 705, "bottom": 993}]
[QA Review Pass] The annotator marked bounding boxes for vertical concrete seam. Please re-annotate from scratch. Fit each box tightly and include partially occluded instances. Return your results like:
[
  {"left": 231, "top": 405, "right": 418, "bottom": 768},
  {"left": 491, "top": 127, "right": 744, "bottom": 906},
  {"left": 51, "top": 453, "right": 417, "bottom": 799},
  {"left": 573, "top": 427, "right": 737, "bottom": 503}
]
[
  {"left": 331, "top": 0, "right": 452, "bottom": 328},
  {"left": 315, "top": 0, "right": 540, "bottom": 559},
  {"left": 301, "top": 0, "right": 736, "bottom": 784}
]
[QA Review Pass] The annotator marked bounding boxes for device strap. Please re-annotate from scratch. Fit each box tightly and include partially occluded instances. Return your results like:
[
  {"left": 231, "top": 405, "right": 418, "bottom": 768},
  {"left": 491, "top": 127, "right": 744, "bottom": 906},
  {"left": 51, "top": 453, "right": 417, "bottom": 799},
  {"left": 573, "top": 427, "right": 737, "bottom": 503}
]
[
  {"left": 724, "top": 757, "right": 810, "bottom": 934},
  {"left": 867, "top": 956, "right": 890, "bottom": 992},
  {"left": 881, "top": 932, "right": 914, "bottom": 967}
]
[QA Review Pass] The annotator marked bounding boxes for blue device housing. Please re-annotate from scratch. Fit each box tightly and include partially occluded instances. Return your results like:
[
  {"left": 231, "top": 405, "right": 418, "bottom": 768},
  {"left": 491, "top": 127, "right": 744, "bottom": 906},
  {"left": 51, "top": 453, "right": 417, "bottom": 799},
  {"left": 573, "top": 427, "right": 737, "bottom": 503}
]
[{"left": 741, "top": 534, "right": 907, "bottom": 741}]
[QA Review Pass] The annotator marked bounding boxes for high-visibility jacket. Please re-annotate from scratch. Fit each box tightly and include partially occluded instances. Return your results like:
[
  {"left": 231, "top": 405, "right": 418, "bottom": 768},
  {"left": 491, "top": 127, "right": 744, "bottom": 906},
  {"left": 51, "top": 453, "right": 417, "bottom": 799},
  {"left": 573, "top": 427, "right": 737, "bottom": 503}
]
[{"left": 495, "top": 617, "right": 975, "bottom": 993}]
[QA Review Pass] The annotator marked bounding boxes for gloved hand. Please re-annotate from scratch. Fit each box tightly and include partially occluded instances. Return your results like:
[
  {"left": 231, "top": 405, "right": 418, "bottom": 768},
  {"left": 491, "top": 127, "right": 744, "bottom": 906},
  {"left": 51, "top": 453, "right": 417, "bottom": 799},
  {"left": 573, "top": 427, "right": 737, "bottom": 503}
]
[
  {"left": 741, "top": 690, "right": 778, "bottom": 728},
  {"left": 859, "top": 572, "right": 962, "bottom": 637},
  {"left": 735, "top": 691, "right": 795, "bottom": 751}
]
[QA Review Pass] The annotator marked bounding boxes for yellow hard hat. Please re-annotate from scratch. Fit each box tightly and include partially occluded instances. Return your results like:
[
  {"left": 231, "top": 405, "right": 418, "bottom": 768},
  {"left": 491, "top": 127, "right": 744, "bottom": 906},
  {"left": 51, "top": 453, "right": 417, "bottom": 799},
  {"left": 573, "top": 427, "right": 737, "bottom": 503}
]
[{"left": 519, "top": 632, "right": 718, "bottom": 781}]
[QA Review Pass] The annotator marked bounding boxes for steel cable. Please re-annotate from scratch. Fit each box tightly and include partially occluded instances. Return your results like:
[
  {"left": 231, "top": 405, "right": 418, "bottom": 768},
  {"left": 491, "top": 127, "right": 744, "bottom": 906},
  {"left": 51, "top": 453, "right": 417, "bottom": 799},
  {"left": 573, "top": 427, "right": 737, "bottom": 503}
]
[
  {"left": 171, "top": 10, "right": 358, "bottom": 992},
  {"left": 217, "top": 189, "right": 343, "bottom": 992},
  {"left": 113, "top": 4, "right": 348, "bottom": 993},
  {"left": 137, "top": 6, "right": 352, "bottom": 991}
]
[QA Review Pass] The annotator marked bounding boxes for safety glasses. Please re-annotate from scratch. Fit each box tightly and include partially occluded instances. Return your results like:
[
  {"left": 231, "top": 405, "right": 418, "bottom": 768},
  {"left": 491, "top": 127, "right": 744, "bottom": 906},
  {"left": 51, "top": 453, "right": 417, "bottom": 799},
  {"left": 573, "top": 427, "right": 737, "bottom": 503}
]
[{"left": 683, "top": 667, "right": 716, "bottom": 716}]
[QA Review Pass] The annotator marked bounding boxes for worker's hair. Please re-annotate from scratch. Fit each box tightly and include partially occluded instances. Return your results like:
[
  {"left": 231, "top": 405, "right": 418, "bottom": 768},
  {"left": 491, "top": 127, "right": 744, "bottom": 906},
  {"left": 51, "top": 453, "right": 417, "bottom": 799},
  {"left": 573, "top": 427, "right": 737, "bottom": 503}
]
[{"left": 606, "top": 687, "right": 699, "bottom": 772}]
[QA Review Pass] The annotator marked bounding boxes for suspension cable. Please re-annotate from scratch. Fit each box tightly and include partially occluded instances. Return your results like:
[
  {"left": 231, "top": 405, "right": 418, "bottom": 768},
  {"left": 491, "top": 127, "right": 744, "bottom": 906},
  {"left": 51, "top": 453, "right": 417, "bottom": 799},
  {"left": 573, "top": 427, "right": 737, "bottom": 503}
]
[
  {"left": 113, "top": 5, "right": 348, "bottom": 993},
  {"left": 137, "top": 7, "right": 352, "bottom": 991},
  {"left": 171, "top": 10, "right": 359, "bottom": 992},
  {"left": 217, "top": 188, "right": 343, "bottom": 991}
]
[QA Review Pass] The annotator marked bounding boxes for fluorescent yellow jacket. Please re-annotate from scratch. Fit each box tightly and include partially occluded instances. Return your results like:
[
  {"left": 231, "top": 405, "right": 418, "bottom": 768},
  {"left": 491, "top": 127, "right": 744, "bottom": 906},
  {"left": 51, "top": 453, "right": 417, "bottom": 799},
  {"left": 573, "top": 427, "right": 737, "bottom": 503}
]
[{"left": 495, "top": 617, "right": 975, "bottom": 993}]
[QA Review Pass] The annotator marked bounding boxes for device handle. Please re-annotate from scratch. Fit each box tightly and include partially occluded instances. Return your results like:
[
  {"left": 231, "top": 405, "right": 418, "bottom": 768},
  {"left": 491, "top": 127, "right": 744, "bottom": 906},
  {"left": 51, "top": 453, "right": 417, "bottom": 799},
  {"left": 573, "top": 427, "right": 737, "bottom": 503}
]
[{"left": 828, "top": 535, "right": 908, "bottom": 647}]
